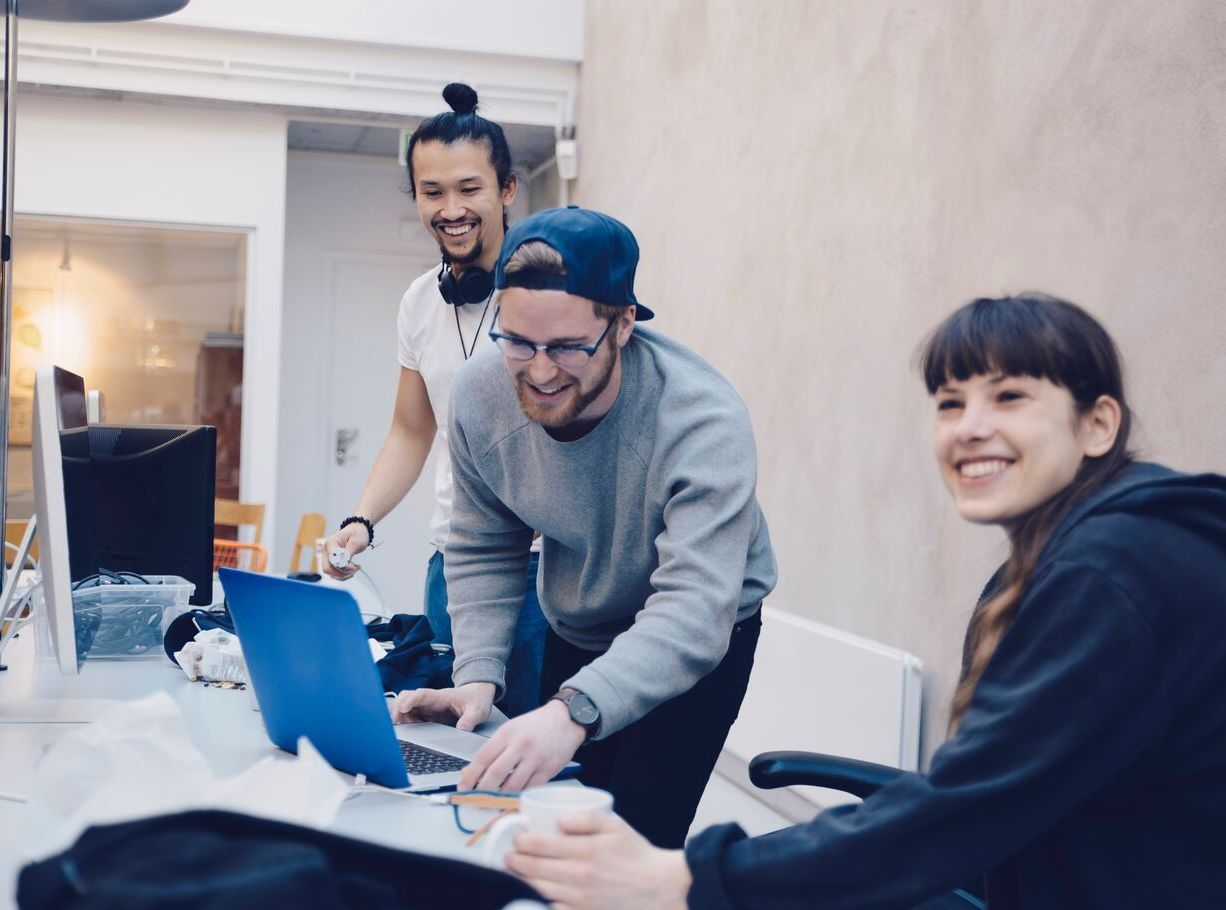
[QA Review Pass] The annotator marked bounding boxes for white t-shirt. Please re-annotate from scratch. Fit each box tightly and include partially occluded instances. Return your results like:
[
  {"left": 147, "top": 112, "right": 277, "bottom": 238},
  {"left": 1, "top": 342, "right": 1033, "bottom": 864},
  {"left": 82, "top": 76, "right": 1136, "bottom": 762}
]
[{"left": 397, "top": 266, "right": 499, "bottom": 553}]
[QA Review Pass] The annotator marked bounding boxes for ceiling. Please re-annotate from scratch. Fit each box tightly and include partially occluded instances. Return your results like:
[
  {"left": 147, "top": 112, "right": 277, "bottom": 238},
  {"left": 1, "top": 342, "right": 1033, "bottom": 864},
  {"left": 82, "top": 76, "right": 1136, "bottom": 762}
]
[
  {"left": 16, "top": 217, "right": 245, "bottom": 249},
  {"left": 287, "top": 119, "right": 558, "bottom": 174}
]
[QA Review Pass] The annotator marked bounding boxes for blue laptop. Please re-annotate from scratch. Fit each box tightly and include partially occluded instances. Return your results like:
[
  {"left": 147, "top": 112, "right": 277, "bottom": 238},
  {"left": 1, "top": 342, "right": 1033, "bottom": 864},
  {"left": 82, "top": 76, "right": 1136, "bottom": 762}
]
[{"left": 220, "top": 568, "right": 575, "bottom": 791}]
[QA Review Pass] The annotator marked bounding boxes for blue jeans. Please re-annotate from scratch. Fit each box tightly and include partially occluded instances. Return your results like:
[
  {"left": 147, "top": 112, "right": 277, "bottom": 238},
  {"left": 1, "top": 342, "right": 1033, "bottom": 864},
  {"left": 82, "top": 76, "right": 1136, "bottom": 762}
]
[{"left": 424, "top": 549, "right": 547, "bottom": 718}]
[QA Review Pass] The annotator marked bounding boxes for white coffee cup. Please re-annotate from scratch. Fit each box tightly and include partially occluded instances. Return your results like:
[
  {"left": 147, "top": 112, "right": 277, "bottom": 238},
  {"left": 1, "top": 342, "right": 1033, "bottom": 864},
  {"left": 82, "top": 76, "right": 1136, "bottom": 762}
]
[{"left": 483, "top": 785, "right": 614, "bottom": 864}]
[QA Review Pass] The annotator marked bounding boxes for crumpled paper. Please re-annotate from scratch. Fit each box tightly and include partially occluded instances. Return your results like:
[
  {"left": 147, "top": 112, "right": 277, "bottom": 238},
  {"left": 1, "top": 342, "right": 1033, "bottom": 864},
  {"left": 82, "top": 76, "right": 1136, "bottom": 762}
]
[
  {"left": 23, "top": 691, "right": 349, "bottom": 860},
  {"left": 174, "top": 627, "right": 248, "bottom": 684},
  {"left": 173, "top": 629, "right": 380, "bottom": 685}
]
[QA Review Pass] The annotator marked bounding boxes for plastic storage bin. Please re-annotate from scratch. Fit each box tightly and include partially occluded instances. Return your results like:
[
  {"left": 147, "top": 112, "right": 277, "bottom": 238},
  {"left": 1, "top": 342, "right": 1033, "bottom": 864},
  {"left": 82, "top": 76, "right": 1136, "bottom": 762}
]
[{"left": 35, "top": 575, "right": 195, "bottom": 663}]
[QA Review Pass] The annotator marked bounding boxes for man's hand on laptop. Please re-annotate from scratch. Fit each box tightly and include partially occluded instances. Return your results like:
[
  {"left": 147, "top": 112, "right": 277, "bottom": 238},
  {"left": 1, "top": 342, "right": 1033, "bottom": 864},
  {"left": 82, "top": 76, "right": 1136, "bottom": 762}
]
[
  {"left": 458, "top": 699, "right": 586, "bottom": 793},
  {"left": 391, "top": 683, "right": 494, "bottom": 731}
]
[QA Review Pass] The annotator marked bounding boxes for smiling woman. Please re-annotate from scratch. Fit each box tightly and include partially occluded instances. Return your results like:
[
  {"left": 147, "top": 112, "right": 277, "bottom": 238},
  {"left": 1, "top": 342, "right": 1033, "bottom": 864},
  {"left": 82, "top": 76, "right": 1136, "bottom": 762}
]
[
  {"left": 932, "top": 373, "right": 1119, "bottom": 524},
  {"left": 504, "top": 293, "right": 1226, "bottom": 910},
  {"left": 919, "top": 295, "right": 1133, "bottom": 732}
]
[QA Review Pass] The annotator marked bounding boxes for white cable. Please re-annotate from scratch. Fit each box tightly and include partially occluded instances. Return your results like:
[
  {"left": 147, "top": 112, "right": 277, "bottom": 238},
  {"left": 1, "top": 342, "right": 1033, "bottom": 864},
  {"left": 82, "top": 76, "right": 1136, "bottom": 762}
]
[
  {"left": 356, "top": 566, "right": 387, "bottom": 618},
  {"left": 344, "top": 776, "right": 448, "bottom": 804},
  {"left": 0, "top": 791, "right": 29, "bottom": 803}
]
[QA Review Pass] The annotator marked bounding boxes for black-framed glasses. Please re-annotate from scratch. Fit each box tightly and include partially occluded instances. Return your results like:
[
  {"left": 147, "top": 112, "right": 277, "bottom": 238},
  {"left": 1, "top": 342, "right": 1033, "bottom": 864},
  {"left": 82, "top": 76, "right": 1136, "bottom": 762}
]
[{"left": 488, "top": 307, "right": 616, "bottom": 368}]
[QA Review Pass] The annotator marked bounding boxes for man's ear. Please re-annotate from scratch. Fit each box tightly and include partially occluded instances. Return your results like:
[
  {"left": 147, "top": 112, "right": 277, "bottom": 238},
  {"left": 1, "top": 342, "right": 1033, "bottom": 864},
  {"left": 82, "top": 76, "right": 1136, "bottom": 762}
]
[
  {"left": 1081, "top": 394, "right": 1123, "bottom": 458},
  {"left": 614, "top": 306, "right": 636, "bottom": 347},
  {"left": 500, "top": 174, "right": 519, "bottom": 208}
]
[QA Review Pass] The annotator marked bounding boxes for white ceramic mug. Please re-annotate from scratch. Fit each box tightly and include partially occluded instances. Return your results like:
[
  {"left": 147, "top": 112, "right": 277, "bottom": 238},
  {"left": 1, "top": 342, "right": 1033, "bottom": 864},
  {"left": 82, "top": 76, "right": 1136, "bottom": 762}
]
[{"left": 483, "top": 785, "right": 614, "bottom": 864}]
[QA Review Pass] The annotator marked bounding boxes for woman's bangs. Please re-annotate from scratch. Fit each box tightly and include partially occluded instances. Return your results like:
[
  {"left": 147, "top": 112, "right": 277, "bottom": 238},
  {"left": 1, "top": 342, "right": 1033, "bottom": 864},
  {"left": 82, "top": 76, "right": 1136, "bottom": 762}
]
[{"left": 921, "top": 298, "right": 1071, "bottom": 394}]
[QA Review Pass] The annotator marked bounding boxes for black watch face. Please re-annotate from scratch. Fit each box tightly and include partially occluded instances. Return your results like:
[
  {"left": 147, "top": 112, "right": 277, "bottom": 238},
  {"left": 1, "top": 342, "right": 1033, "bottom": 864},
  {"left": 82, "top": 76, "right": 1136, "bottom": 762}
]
[{"left": 570, "top": 693, "right": 600, "bottom": 726}]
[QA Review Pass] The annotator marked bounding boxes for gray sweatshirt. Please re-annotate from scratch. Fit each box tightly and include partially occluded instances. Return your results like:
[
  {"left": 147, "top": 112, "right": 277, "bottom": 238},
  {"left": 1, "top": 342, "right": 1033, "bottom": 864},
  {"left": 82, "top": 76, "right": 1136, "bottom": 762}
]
[{"left": 445, "top": 325, "right": 777, "bottom": 737}]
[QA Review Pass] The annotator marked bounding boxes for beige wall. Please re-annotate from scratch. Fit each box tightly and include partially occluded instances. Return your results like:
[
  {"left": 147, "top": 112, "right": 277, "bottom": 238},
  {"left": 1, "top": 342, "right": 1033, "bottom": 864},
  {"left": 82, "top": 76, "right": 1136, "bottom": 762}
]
[{"left": 576, "top": 0, "right": 1226, "bottom": 759}]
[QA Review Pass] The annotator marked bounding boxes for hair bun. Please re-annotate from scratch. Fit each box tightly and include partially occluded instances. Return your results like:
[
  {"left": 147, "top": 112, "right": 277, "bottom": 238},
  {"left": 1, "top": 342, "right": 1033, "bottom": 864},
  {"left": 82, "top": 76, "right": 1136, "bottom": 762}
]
[{"left": 442, "top": 82, "right": 479, "bottom": 115}]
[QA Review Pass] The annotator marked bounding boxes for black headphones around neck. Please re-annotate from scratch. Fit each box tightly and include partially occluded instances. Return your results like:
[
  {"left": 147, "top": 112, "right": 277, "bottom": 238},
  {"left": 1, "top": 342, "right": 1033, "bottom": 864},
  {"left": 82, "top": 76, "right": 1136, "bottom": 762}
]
[{"left": 437, "top": 260, "right": 494, "bottom": 307}]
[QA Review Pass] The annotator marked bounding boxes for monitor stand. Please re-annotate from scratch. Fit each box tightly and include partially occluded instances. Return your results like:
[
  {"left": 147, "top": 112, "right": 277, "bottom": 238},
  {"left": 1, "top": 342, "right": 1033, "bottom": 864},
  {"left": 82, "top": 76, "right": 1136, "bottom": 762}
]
[
  {"left": 0, "top": 516, "right": 38, "bottom": 672},
  {"left": 0, "top": 517, "right": 119, "bottom": 722}
]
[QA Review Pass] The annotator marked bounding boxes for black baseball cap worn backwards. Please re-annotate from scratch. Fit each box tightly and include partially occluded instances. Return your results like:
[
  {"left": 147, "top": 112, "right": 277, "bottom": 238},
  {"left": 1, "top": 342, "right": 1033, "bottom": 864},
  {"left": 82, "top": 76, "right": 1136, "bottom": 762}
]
[{"left": 494, "top": 205, "right": 655, "bottom": 320}]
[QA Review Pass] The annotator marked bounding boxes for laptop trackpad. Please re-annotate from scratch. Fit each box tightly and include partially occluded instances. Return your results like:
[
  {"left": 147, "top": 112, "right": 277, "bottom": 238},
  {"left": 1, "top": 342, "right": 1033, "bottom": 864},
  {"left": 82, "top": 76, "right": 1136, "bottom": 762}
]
[{"left": 396, "top": 721, "right": 488, "bottom": 759}]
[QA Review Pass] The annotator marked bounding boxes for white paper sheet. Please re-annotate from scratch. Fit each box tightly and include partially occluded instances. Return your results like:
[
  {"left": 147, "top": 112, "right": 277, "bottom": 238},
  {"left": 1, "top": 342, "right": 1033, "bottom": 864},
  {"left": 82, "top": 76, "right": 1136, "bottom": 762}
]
[{"left": 23, "top": 691, "right": 349, "bottom": 860}]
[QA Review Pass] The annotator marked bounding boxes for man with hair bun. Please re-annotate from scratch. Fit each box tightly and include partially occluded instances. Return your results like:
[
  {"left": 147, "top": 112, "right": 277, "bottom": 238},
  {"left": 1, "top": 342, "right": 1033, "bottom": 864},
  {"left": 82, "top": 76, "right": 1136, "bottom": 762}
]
[
  {"left": 394, "top": 205, "right": 777, "bottom": 848},
  {"left": 320, "top": 83, "right": 548, "bottom": 718}
]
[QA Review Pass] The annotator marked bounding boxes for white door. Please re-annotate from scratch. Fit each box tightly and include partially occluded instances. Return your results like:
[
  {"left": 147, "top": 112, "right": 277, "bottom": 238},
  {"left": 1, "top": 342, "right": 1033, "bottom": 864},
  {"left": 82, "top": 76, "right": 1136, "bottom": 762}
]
[{"left": 325, "top": 252, "right": 439, "bottom": 614}]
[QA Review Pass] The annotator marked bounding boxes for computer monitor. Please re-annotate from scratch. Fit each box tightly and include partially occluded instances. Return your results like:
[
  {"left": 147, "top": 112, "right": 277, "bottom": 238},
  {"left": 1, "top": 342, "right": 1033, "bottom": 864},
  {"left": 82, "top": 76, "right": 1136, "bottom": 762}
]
[
  {"left": 31, "top": 366, "right": 218, "bottom": 673},
  {"left": 31, "top": 365, "right": 86, "bottom": 674},
  {"left": 86, "top": 423, "right": 216, "bottom": 606}
]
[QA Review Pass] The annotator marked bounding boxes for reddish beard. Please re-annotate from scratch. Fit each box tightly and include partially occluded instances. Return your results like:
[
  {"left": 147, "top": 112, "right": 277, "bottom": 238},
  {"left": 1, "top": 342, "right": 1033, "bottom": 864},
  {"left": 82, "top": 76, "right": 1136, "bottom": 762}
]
[{"left": 514, "top": 344, "right": 618, "bottom": 427}]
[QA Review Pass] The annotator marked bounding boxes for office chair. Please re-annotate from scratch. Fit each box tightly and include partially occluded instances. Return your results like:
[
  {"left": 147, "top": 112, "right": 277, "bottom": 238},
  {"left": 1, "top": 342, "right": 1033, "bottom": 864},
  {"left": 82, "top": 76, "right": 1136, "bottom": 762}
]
[{"left": 749, "top": 751, "right": 986, "bottom": 909}]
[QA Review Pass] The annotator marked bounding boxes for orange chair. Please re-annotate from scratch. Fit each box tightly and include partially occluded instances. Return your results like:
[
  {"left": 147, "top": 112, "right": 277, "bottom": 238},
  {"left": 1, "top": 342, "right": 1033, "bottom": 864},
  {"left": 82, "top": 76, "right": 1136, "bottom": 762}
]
[
  {"left": 213, "top": 539, "right": 269, "bottom": 573},
  {"left": 290, "top": 512, "right": 327, "bottom": 574}
]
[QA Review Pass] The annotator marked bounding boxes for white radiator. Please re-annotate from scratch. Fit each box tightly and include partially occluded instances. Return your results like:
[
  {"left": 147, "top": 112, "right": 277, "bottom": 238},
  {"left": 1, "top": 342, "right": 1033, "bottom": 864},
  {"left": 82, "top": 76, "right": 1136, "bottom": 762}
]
[{"left": 724, "top": 607, "right": 924, "bottom": 807}]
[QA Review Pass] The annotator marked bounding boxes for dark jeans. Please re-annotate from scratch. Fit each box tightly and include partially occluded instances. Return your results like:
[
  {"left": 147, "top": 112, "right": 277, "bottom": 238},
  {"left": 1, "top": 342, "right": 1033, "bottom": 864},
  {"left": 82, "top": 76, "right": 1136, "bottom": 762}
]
[
  {"left": 425, "top": 550, "right": 548, "bottom": 718},
  {"left": 540, "top": 608, "right": 762, "bottom": 849}
]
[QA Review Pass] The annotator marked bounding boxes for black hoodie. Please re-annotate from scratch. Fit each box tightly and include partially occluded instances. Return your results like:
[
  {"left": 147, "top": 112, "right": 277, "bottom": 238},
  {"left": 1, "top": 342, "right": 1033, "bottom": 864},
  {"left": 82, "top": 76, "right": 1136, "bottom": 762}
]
[{"left": 686, "top": 463, "right": 1226, "bottom": 909}]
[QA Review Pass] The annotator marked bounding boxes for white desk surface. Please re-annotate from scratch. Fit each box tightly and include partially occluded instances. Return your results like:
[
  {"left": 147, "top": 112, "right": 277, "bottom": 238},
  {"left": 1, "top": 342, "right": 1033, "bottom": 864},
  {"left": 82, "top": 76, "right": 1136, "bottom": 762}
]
[{"left": 0, "top": 630, "right": 551, "bottom": 909}]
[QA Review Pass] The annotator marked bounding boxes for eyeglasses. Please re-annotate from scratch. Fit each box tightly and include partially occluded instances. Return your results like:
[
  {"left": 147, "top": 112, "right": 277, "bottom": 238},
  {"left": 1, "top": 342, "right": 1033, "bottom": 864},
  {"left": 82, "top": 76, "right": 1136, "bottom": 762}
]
[{"left": 488, "top": 308, "right": 616, "bottom": 368}]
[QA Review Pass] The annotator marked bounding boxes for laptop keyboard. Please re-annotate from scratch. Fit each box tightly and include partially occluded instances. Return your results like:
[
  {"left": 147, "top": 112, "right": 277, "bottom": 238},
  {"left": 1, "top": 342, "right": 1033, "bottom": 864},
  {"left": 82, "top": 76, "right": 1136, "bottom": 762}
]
[{"left": 399, "top": 739, "right": 469, "bottom": 776}]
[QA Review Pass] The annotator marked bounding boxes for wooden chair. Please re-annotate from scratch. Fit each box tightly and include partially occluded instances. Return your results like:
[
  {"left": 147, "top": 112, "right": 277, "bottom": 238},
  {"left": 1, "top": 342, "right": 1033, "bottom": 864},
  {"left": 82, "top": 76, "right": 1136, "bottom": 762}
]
[
  {"left": 290, "top": 512, "right": 327, "bottom": 574},
  {"left": 214, "top": 498, "right": 266, "bottom": 544}
]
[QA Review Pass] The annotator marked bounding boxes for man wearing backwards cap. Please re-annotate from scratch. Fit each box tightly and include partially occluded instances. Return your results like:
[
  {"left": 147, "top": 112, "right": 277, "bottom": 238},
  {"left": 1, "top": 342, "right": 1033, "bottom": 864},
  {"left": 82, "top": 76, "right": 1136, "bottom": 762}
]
[{"left": 393, "top": 205, "right": 777, "bottom": 847}]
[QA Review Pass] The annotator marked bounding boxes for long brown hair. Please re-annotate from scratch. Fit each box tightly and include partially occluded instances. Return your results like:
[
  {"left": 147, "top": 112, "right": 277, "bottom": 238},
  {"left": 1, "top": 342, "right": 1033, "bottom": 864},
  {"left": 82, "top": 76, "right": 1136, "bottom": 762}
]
[{"left": 920, "top": 295, "right": 1135, "bottom": 735}]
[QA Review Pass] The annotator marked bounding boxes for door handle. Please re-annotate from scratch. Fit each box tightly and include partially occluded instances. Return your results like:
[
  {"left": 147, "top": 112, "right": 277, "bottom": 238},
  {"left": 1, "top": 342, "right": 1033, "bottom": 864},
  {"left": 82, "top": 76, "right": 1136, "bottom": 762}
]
[{"left": 335, "top": 428, "right": 359, "bottom": 466}]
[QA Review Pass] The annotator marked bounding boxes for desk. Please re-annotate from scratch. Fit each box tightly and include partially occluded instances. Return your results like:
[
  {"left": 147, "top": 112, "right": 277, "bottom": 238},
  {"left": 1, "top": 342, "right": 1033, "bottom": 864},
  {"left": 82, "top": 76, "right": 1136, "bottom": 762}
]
[{"left": 0, "top": 631, "right": 546, "bottom": 909}]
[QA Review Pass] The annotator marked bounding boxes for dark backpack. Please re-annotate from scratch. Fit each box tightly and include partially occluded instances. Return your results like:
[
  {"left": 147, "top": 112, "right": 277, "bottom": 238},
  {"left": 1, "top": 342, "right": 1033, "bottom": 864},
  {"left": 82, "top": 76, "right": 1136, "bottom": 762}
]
[{"left": 18, "top": 810, "right": 543, "bottom": 910}]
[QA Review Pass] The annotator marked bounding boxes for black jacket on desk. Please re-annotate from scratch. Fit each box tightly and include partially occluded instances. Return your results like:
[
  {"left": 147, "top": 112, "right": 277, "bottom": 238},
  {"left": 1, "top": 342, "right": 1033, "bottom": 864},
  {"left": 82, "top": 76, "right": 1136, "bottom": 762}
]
[{"left": 686, "top": 463, "right": 1226, "bottom": 909}]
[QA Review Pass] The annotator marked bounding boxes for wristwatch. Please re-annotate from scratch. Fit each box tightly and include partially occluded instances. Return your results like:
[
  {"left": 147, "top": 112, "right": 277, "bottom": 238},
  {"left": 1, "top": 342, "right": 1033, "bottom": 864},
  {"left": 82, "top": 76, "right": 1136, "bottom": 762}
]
[{"left": 551, "top": 687, "right": 601, "bottom": 741}]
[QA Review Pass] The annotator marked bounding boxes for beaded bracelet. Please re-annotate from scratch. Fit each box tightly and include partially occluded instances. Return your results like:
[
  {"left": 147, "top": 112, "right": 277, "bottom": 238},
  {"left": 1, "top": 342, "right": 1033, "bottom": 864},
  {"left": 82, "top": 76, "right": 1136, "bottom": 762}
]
[{"left": 339, "top": 515, "right": 374, "bottom": 546}]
